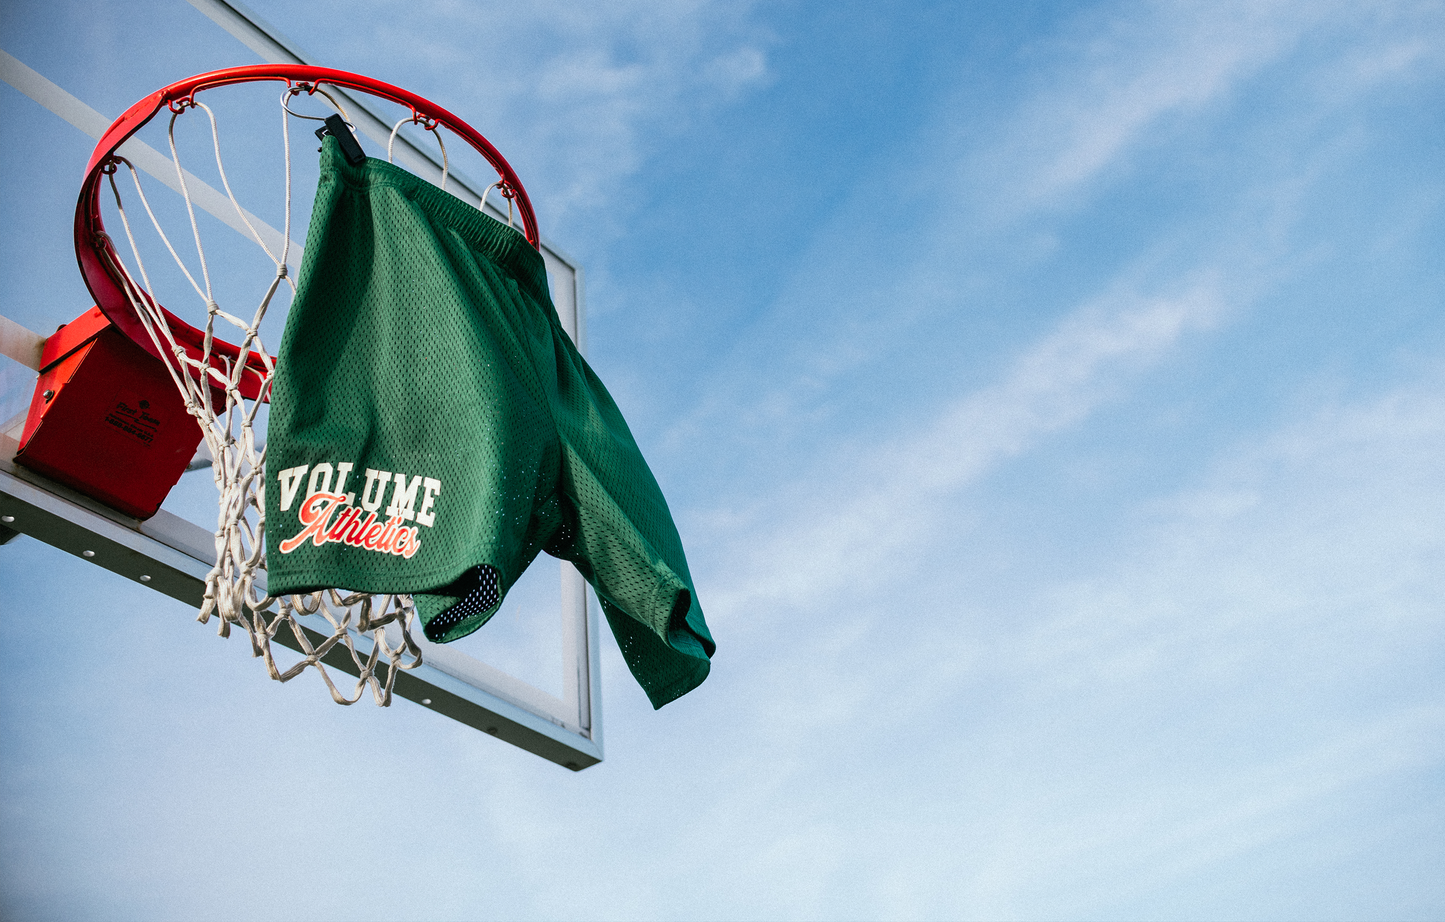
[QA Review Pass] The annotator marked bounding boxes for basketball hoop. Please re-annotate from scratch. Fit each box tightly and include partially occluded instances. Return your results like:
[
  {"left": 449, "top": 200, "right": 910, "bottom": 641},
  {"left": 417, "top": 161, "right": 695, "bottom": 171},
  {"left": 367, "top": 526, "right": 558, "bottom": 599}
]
[{"left": 72, "top": 65, "right": 541, "bottom": 705}]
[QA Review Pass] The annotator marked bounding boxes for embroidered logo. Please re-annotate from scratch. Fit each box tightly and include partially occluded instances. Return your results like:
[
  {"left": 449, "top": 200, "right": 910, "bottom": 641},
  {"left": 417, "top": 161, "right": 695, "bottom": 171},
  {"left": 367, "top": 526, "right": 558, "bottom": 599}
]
[{"left": 273, "top": 462, "right": 441, "bottom": 558}]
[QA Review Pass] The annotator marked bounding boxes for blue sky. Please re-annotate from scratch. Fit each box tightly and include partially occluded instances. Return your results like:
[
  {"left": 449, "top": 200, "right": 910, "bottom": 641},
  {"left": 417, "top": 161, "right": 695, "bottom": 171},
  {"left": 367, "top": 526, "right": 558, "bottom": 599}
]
[{"left": 2, "top": 1, "right": 1444, "bottom": 919}]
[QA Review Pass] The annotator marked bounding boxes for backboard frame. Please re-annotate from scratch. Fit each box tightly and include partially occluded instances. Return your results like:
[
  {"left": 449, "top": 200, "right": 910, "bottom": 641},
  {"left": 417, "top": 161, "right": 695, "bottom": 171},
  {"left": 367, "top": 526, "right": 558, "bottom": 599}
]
[{"left": 0, "top": 0, "right": 604, "bottom": 770}]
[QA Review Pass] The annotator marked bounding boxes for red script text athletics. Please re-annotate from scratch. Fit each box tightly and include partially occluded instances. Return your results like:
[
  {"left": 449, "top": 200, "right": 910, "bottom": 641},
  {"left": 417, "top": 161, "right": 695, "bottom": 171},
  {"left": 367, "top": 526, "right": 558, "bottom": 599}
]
[{"left": 278, "top": 491, "right": 422, "bottom": 558}]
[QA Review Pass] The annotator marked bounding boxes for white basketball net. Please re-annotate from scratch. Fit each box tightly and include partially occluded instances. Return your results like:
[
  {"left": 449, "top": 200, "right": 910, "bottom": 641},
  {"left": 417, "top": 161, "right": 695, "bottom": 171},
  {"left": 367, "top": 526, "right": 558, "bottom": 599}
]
[{"left": 92, "top": 83, "right": 452, "bottom": 705}]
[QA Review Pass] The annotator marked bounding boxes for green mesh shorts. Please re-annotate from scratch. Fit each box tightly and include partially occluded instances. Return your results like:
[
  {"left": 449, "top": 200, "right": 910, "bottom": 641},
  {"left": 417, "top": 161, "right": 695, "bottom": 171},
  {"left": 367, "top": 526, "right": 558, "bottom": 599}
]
[{"left": 264, "top": 137, "right": 713, "bottom": 708}]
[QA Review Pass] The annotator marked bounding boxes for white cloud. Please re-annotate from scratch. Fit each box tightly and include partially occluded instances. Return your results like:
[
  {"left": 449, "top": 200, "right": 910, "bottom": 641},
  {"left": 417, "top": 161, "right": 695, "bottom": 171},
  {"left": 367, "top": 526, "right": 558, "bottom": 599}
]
[
  {"left": 933, "top": 0, "right": 1445, "bottom": 228},
  {"left": 708, "top": 275, "right": 1225, "bottom": 616},
  {"left": 657, "top": 1, "right": 1372, "bottom": 460},
  {"left": 254, "top": 0, "right": 775, "bottom": 234},
  {"left": 920, "top": 369, "right": 1445, "bottom": 916},
  {"left": 678, "top": 0, "right": 1445, "bottom": 613},
  {"left": 1008, "top": 4, "right": 1307, "bottom": 205},
  {"left": 7, "top": 3, "right": 1445, "bottom": 919},
  {"left": 662, "top": 6, "right": 1445, "bottom": 908},
  {"left": 692, "top": 360, "right": 1445, "bottom": 917},
  {"left": 1002, "top": 375, "right": 1445, "bottom": 691}
]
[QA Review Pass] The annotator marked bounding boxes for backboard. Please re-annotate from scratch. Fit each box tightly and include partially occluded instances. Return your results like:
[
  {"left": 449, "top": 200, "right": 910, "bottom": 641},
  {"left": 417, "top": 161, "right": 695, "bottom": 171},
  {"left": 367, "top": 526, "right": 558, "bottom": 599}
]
[{"left": 0, "top": 0, "right": 603, "bottom": 769}]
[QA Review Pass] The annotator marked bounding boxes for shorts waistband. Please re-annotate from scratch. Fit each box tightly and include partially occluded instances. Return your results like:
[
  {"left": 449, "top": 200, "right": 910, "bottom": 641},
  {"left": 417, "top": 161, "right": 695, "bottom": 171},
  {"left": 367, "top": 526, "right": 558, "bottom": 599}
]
[{"left": 320, "top": 137, "right": 551, "bottom": 304}]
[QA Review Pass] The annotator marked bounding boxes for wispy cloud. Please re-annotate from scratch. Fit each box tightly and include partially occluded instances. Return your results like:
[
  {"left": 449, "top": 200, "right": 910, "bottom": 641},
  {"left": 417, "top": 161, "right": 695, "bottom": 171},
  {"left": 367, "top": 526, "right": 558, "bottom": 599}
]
[
  {"left": 687, "top": 358, "right": 1445, "bottom": 919},
  {"left": 5, "top": 3, "right": 1444, "bottom": 919},
  {"left": 914, "top": 370, "right": 1445, "bottom": 917},
  {"left": 664, "top": 7, "right": 1445, "bottom": 909},
  {"left": 985, "top": 3, "right": 1320, "bottom": 211},
  {"left": 680, "top": 0, "right": 1445, "bottom": 600},
  {"left": 270, "top": 0, "right": 775, "bottom": 234},
  {"left": 655, "top": 2, "right": 1351, "bottom": 450},
  {"left": 711, "top": 275, "right": 1226, "bottom": 615}
]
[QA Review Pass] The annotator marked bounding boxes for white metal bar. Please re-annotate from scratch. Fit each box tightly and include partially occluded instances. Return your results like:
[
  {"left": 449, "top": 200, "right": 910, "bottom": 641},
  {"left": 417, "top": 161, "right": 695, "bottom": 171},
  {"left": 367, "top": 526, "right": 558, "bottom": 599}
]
[
  {"left": 0, "top": 458, "right": 601, "bottom": 769},
  {"left": 0, "top": 314, "right": 44, "bottom": 371},
  {"left": 0, "top": 49, "right": 298, "bottom": 262},
  {"left": 0, "top": 312, "right": 600, "bottom": 766}
]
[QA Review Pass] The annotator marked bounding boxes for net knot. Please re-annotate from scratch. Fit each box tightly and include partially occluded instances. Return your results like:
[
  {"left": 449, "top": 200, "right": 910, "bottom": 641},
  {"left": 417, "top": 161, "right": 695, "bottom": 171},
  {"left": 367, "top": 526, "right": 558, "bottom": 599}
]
[
  {"left": 206, "top": 299, "right": 220, "bottom": 314},
  {"left": 275, "top": 264, "right": 288, "bottom": 280}
]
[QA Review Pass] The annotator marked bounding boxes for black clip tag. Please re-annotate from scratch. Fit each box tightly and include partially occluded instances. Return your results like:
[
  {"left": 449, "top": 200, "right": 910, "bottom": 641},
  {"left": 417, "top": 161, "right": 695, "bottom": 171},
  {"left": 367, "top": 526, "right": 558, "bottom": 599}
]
[{"left": 315, "top": 114, "right": 366, "bottom": 166}]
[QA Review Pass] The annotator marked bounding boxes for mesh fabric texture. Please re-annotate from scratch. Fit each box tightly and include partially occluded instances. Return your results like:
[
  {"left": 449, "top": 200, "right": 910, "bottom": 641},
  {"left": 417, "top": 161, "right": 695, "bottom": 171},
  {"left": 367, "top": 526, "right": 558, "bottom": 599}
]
[{"left": 264, "top": 137, "right": 714, "bottom": 708}]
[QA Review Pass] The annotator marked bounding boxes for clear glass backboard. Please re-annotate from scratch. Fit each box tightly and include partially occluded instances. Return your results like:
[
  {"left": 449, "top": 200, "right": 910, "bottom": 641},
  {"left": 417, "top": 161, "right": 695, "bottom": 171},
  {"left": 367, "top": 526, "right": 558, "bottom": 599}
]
[{"left": 0, "top": 0, "right": 602, "bottom": 770}]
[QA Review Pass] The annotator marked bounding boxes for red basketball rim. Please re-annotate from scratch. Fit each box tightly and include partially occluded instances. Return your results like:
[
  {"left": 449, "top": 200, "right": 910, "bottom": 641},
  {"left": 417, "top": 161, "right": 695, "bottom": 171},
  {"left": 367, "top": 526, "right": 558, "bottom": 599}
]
[{"left": 74, "top": 64, "right": 540, "bottom": 399}]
